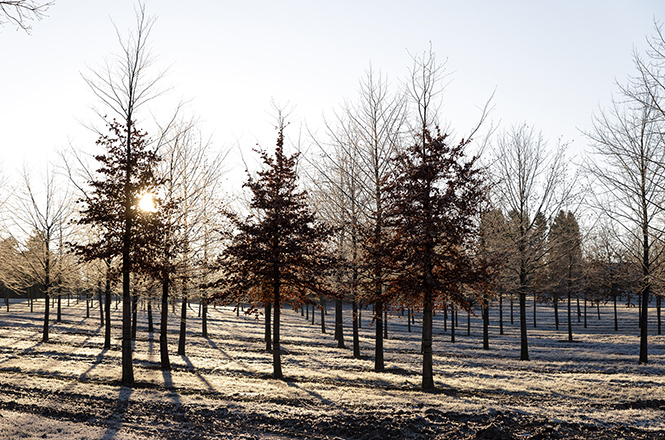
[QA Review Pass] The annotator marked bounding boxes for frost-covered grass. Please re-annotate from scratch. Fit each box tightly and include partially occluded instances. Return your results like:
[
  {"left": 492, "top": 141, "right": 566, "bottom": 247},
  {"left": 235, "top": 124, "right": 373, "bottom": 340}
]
[{"left": 0, "top": 296, "right": 663, "bottom": 439}]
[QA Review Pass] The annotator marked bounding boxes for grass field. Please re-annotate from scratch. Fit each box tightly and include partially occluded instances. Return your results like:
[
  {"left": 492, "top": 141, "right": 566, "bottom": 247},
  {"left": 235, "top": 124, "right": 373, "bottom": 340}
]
[{"left": 0, "top": 296, "right": 663, "bottom": 439}]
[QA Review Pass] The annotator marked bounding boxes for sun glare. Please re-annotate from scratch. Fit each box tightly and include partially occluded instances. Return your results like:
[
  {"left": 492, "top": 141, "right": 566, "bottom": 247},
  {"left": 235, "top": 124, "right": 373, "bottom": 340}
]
[{"left": 138, "top": 192, "right": 157, "bottom": 213}]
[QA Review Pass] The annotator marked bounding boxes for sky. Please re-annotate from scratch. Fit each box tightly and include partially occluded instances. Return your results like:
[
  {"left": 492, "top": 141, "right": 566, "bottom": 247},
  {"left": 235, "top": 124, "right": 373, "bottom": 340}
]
[{"left": 2, "top": 1, "right": 664, "bottom": 182}]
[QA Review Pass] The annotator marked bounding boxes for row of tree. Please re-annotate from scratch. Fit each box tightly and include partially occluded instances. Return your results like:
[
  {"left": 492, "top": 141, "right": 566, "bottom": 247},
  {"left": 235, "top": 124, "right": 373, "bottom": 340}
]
[{"left": 2, "top": 3, "right": 665, "bottom": 391}]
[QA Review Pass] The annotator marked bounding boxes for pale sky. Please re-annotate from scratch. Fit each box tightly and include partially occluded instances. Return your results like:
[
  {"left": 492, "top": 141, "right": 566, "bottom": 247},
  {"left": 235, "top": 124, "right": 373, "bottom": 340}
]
[{"left": 2, "top": 1, "right": 664, "bottom": 181}]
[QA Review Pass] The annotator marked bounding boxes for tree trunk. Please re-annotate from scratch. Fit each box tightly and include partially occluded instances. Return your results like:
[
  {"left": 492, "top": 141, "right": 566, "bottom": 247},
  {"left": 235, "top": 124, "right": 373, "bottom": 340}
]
[
  {"left": 86, "top": 296, "right": 90, "bottom": 318},
  {"left": 657, "top": 295, "right": 661, "bottom": 336},
  {"left": 482, "top": 292, "right": 489, "bottom": 350},
  {"left": 519, "top": 290, "right": 528, "bottom": 360},
  {"left": 374, "top": 301, "right": 384, "bottom": 371},
  {"left": 510, "top": 294, "right": 514, "bottom": 325},
  {"left": 576, "top": 294, "right": 581, "bottom": 323},
  {"left": 567, "top": 288, "right": 573, "bottom": 342},
  {"left": 407, "top": 309, "right": 412, "bottom": 333},
  {"left": 160, "top": 273, "right": 171, "bottom": 371},
  {"left": 177, "top": 295, "right": 187, "bottom": 356},
  {"left": 450, "top": 304, "right": 455, "bottom": 343},
  {"left": 56, "top": 293, "right": 62, "bottom": 323},
  {"left": 352, "top": 300, "right": 360, "bottom": 358},
  {"left": 104, "top": 268, "right": 112, "bottom": 350},
  {"left": 553, "top": 296, "right": 559, "bottom": 331},
  {"left": 639, "top": 288, "right": 649, "bottom": 364},
  {"left": 98, "top": 289, "right": 105, "bottom": 327},
  {"left": 443, "top": 305, "right": 447, "bottom": 332},
  {"left": 384, "top": 309, "right": 388, "bottom": 339},
  {"left": 613, "top": 285, "right": 618, "bottom": 332},
  {"left": 532, "top": 292, "right": 537, "bottom": 328},
  {"left": 467, "top": 309, "right": 470, "bottom": 336},
  {"left": 584, "top": 292, "right": 587, "bottom": 329},
  {"left": 499, "top": 291, "right": 504, "bottom": 335},
  {"left": 265, "top": 303, "right": 272, "bottom": 352},
  {"left": 422, "top": 289, "right": 434, "bottom": 390},
  {"left": 42, "top": 293, "right": 50, "bottom": 342},
  {"left": 131, "top": 294, "right": 138, "bottom": 340},
  {"left": 638, "top": 293, "right": 643, "bottom": 329},
  {"left": 272, "top": 285, "right": 283, "bottom": 379},
  {"left": 202, "top": 302, "right": 208, "bottom": 338},
  {"left": 335, "top": 298, "right": 344, "bottom": 348},
  {"left": 147, "top": 299, "right": 154, "bottom": 333},
  {"left": 321, "top": 299, "right": 326, "bottom": 334},
  {"left": 305, "top": 302, "right": 309, "bottom": 320}
]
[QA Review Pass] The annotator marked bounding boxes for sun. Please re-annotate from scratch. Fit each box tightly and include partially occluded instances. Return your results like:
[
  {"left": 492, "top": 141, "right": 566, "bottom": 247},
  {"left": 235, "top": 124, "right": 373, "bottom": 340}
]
[{"left": 138, "top": 192, "right": 157, "bottom": 213}]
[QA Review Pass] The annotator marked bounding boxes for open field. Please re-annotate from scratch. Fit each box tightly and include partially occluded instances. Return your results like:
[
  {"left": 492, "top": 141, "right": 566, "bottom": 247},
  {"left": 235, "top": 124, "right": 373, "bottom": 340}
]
[{"left": 0, "top": 297, "right": 663, "bottom": 439}]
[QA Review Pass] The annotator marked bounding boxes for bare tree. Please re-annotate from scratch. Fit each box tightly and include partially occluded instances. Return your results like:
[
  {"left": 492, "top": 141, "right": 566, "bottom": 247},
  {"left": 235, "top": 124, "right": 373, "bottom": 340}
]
[
  {"left": 156, "top": 116, "right": 227, "bottom": 360},
  {"left": 4, "top": 165, "right": 74, "bottom": 342},
  {"left": 82, "top": 3, "right": 166, "bottom": 386},
  {"left": 585, "top": 83, "right": 665, "bottom": 364},
  {"left": 0, "top": 0, "right": 53, "bottom": 33},
  {"left": 490, "top": 123, "right": 573, "bottom": 361}
]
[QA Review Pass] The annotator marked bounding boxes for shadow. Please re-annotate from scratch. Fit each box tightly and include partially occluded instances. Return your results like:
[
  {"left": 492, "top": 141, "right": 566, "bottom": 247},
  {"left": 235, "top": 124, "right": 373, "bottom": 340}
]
[
  {"left": 180, "top": 354, "right": 216, "bottom": 392},
  {"left": 0, "top": 340, "right": 46, "bottom": 368},
  {"left": 206, "top": 337, "right": 258, "bottom": 375},
  {"left": 78, "top": 349, "right": 108, "bottom": 382},
  {"left": 285, "top": 380, "right": 335, "bottom": 406},
  {"left": 102, "top": 386, "right": 132, "bottom": 439}
]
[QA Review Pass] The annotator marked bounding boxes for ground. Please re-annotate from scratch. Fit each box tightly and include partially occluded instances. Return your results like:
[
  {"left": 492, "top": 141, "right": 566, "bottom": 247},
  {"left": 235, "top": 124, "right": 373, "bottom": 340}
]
[{"left": 0, "top": 296, "right": 663, "bottom": 439}]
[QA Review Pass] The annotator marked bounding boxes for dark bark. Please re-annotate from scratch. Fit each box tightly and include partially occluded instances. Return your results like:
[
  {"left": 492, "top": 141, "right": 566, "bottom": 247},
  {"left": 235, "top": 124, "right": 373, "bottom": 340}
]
[
  {"left": 519, "top": 290, "right": 529, "bottom": 360},
  {"left": 147, "top": 299, "right": 154, "bottom": 333},
  {"left": 613, "top": 285, "right": 618, "bottom": 332},
  {"left": 131, "top": 294, "right": 138, "bottom": 340},
  {"left": 352, "top": 300, "right": 360, "bottom": 358},
  {"left": 499, "top": 292, "right": 504, "bottom": 335},
  {"left": 567, "top": 288, "right": 573, "bottom": 342},
  {"left": 98, "top": 289, "right": 105, "bottom": 327},
  {"left": 422, "top": 289, "right": 434, "bottom": 390},
  {"left": 374, "top": 301, "right": 384, "bottom": 371},
  {"left": 553, "top": 296, "right": 559, "bottom": 331},
  {"left": 265, "top": 303, "right": 272, "bottom": 352},
  {"left": 104, "top": 266, "right": 112, "bottom": 350},
  {"left": 450, "top": 304, "right": 455, "bottom": 343},
  {"left": 160, "top": 273, "right": 170, "bottom": 371},
  {"left": 482, "top": 293, "right": 489, "bottom": 350},
  {"left": 273, "top": 284, "right": 282, "bottom": 379},
  {"left": 177, "top": 295, "right": 187, "bottom": 356},
  {"left": 202, "top": 302, "right": 208, "bottom": 338},
  {"left": 56, "top": 293, "right": 61, "bottom": 323},
  {"left": 335, "top": 298, "right": 345, "bottom": 348}
]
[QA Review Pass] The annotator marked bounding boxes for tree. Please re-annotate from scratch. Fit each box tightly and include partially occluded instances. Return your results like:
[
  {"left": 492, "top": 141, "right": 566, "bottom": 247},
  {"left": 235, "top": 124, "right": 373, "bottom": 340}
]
[
  {"left": 585, "top": 82, "right": 665, "bottom": 364},
  {"left": 218, "top": 124, "right": 335, "bottom": 379},
  {"left": 386, "top": 126, "right": 487, "bottom": 391},
  {"left": 548, "top": 210, "right": 582, "bottom": 341},
  {"left": 4, "top": 165, "right": 75, "bottom": 342},
  {"left": 0, "top": 0, "right": 52, "bottom": 33},
  {"left": 156, "top": 117, "right": 226, "bottom": 356},
  {"left": 72, "top": 120, "right": 162, "bottom": 382},
  {"left": 82, "top": 3, "right": 166, "bottom": 386},
  {"left": 490, "top": 123, "right": 573, "bottom": 361}
]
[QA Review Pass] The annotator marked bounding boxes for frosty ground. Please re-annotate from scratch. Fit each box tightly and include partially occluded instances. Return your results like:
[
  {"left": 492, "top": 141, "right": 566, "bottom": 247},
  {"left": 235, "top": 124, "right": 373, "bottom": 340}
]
[{"left": 0, "top": 297, "right": 663, "bottom": 439}]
